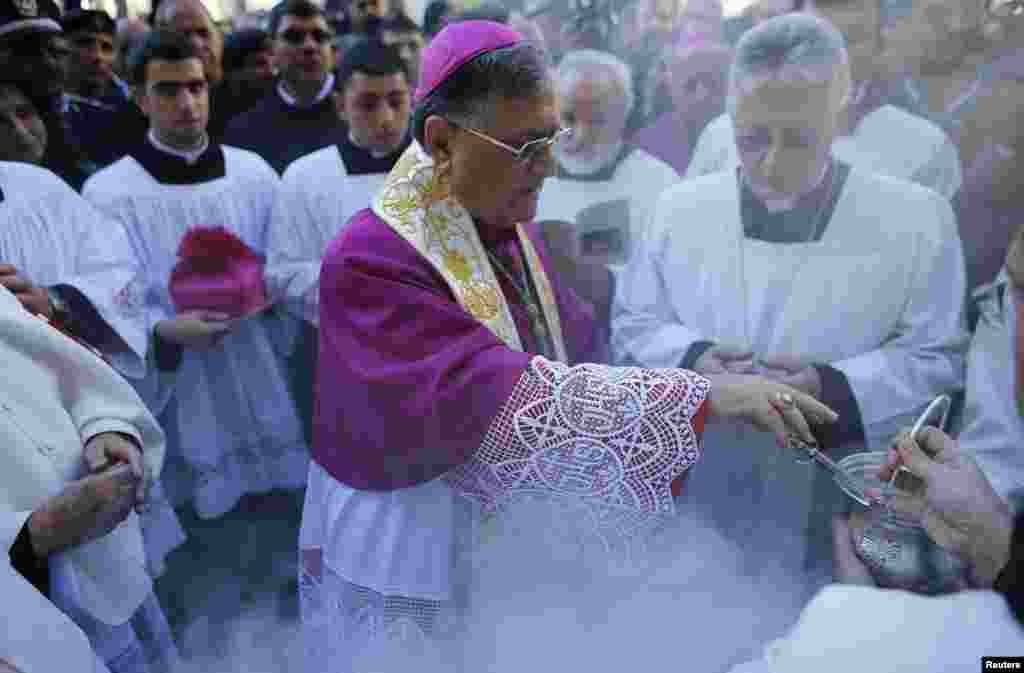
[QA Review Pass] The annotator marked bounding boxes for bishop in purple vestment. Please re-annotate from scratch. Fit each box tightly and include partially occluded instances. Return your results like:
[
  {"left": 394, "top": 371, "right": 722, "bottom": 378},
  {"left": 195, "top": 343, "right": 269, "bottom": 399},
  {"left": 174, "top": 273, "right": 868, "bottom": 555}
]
[{"left": 298, "top": 20, "right": 836, "bottom": 673}]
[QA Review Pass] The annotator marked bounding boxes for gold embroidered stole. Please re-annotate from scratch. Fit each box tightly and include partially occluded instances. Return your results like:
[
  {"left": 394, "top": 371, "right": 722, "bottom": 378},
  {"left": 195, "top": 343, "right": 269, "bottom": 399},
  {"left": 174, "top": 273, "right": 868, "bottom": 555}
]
[{"left": 372, "top": 142, "right": 568, "bottom": 363}]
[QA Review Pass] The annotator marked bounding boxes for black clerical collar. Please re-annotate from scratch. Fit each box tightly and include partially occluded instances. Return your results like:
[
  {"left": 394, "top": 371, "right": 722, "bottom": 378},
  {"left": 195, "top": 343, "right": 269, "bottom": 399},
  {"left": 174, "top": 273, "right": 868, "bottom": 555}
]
[
  {"left": 740, "top": 161, "right": 851, "bottom": 244},
  {"left": 270, "top": 85, "right": 336, "bottom": 119},
  {"left": 554, "top": 143, "right": 634, "bottom": 182},
  {"left": 336, "top": 132, "right": 411, "bottom": 175},
  {"left": 130, "top": 138, "right": 227, "bottom": 185}
]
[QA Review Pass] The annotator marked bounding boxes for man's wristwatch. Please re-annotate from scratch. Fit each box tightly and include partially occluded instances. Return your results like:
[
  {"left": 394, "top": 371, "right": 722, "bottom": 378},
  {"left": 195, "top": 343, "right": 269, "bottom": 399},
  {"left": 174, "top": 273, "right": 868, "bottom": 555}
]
[{"left": 47, "top": 287, "right": 72, "bottom": 326}]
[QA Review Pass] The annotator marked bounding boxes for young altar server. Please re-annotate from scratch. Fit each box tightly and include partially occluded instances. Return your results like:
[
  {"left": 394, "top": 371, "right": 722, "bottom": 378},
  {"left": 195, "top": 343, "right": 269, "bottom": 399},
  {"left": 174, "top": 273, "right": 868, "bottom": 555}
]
[
  {"left": 299, "top": 20, "right": 837, "bottom": 672},
  {"left": 612, "top": 14, "right": 967, "bottom": 582},
  {"left": 266, "top": 39, "right": 412, "bottom": 324},
  {"left": 82, "top": 30, "right": 308, "bottom": 521}
]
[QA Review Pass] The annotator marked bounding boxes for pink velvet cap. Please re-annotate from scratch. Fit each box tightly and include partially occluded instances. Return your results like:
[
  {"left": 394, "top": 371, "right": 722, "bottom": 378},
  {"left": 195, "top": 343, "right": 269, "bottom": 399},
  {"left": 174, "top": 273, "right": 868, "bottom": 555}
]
[{"left": 414, "top": 20, "right": 526, "bottom": 103}]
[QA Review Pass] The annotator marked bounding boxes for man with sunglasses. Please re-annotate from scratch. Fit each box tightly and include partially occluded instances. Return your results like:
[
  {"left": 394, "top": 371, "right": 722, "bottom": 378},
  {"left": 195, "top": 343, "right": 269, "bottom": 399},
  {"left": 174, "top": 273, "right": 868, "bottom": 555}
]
[
  {"left": 299, "top": 20, "right": 837, "bottom": 672},
  {"left": 223, "top": 0, "right": 342, "bottom": 173}
]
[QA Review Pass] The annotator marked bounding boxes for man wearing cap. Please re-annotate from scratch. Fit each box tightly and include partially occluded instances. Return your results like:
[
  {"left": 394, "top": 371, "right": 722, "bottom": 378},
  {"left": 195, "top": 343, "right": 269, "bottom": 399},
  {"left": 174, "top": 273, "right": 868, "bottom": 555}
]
[
  {"left": 299, "top": 19, "right": 837, "bottom": 671},
  {"left": 0, "top": 0, "right": 97, "bottom": 189}
]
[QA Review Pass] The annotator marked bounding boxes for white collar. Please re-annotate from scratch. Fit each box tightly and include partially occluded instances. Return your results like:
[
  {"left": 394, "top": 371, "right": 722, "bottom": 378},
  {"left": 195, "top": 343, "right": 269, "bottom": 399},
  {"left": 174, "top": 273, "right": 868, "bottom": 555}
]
[
  {"left": 277, "top": 73, "right": 335, "bottom": 108},
  {"left": 348, "top": 128, "right": 397, "bottom": 159},
  {"left": 147, "top": 129, "right": 210, "bottom": 164}
]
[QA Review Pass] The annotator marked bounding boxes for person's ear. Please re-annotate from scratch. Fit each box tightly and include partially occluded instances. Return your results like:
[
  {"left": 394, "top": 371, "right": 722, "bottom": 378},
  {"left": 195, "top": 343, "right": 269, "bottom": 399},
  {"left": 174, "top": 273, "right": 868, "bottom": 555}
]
[
  {"left": 132, "top": 86, "right": 151, "bottom": 117},
  {"left": 333, "top": 91, "right": 347, "bottom": 121},
  {"left": 424, "top": 115, "right": 455, "bottom": 163}
]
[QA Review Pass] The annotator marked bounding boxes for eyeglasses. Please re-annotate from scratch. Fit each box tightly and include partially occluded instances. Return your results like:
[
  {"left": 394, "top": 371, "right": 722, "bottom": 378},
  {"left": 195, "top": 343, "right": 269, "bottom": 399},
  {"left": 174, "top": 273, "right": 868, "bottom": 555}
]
[
  {"left": 280, "top": 29, "right": 334, "bottom": 45},
  {"left": 988, "top": 0, "right": 1024, "bottom": 18},
  {"left": 451, "top": 122, "right": 572, "bottom": 165}
]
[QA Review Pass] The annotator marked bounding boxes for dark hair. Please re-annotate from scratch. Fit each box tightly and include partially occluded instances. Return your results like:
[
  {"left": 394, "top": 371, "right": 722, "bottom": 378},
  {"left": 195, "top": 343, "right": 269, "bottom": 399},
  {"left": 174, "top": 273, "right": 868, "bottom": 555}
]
[
  {"left": 268, "top": 0, "right": 327, "bottom": 37},
  {"left": 128, "top": 29, "right": 203, "bottom": 85},
  {"left": 0, "top": 80, "right": 35, "bottom": 103},
  {"left": 60, "top": 9, "right": 116, "bottom": 36},
  {"left": 380, "top": 12, "right": 420, "bottom": 34},
  {"left": 452, "top": 2, "right": 511, "bottom": 24},
  {"left": 422, "top": 0, "right": 451, "bottom": 36},
  {"left": 336, "top": 38, "right": 408, "bottom": 91},
  {"left": 223, "top": 28, "right": 272, "bottom": 72},
  {"left": 411, "top": 42, "right": 550, "bottom": 147}
]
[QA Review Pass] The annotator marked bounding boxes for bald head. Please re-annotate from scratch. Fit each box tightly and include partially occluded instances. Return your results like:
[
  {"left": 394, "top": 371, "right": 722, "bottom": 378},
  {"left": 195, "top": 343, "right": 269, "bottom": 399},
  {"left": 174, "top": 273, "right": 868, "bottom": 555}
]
[
  {"left": 115, "top": 17, "right": 150, "bottom": 78},
  {"left": 153, "top": 0, "right": 222, "bottom": 83}
]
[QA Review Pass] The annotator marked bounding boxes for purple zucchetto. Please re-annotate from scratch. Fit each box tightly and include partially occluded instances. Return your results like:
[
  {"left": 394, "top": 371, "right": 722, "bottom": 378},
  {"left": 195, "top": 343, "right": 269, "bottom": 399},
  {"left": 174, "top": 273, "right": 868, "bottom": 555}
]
[{"left": 413, "top": 20, "right": 525, "bottom": 103}]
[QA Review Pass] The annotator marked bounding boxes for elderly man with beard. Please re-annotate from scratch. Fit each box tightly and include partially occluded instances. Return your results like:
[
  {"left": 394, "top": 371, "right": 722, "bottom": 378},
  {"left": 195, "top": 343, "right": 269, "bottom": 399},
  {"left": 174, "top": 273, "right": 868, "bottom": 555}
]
[
  {"left": 686, "top": 1, "right": 963, "bottom": 202},
  {"left": 536, "top": 49, "right": 678, "bottom": 267},
  {"left": 299, "top": 20, "right": 837, "bottom": 672},
  {"left": 613, "top": 13, "right": 967, "bottom": 588}
]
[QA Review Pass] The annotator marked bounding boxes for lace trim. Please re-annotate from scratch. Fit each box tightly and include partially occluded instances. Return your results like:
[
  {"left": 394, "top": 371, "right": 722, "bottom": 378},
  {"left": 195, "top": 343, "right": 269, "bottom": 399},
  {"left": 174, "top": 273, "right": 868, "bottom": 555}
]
[
  {"left": 299, "top": 551, "right": 456, "bottom": 672},
  {"left": 444, "top": 357, "right": 709, "bottom": 546}
]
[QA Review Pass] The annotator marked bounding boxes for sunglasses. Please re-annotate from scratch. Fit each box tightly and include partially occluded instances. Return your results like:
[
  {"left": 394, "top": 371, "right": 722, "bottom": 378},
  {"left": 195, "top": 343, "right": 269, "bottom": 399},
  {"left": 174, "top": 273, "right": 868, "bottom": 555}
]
[
  {"left": 280, "top": 29, "right": 334, "bottom": 45},
  {"left": 450, "top": 122, "right": 573, "bottom": 165}
]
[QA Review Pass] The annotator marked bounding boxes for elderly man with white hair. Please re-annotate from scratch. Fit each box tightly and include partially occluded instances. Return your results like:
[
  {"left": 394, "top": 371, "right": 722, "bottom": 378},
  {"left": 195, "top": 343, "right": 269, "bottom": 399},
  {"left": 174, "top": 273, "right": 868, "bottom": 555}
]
[
  {"left": 537, "top": 49, "right": 678, "bottom": 267},
  {"left": 613, "top": 13, "right": 967, "bottom": 583},
  {"left": 686, "top": 3, "right": 962, "bottom": 202}
]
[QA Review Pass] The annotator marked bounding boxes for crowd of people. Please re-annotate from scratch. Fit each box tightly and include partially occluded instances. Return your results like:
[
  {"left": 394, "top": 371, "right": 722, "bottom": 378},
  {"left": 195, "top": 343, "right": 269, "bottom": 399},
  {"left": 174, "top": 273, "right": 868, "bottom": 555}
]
[{"left": 2, "top": 0, "right": 1024, "bottom": 670}]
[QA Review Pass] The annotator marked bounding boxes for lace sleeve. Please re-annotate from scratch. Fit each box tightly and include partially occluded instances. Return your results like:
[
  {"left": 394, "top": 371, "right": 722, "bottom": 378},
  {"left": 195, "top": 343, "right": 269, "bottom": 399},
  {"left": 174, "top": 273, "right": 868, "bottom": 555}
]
[{"left": 443, "top": 357, "right": 710, "bottom": 535}]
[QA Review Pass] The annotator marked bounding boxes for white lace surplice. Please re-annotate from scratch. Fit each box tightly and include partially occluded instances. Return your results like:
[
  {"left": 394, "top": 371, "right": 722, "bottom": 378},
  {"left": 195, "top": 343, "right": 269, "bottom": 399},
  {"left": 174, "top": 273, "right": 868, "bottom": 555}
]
[
  {"left": 83, "top": 148, "right": 308, "bottom": 520},
  {"left": 299, "top": 357, "right": 709, "bottom": 673}
]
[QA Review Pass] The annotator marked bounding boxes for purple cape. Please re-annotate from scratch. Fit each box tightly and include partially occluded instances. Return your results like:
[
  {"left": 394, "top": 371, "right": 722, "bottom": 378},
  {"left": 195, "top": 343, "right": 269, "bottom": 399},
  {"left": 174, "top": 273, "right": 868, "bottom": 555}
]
[{"left": 313, "top": 209, "right": 603, "bottom": 491}]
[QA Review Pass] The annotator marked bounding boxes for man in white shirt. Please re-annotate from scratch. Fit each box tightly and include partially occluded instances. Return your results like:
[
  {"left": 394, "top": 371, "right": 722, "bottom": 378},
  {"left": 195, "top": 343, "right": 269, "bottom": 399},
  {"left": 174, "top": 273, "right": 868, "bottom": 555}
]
[
  {"left": 0, "top": 281, "right": 166, "bottom": 673},
  {"left": 613, "top": 13, "right": 966, "bottom": 585},
  {"left": 686, "top": 1, "right": 962, "bottom": 201}
]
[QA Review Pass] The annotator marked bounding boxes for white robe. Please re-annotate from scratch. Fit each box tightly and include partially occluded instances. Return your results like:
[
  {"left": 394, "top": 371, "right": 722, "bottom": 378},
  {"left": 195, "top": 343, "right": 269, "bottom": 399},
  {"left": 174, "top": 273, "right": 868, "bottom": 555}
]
[
  {"left": 685, "top": 106, "right": 963, "bottom": 200},
  {"left": 265, "top": 144, "right": 390, "bottom": 324},
  {"left": 0, "top": 162, "right": 150, "bottom": 380},
  {"left": 82, "top": 146, "right": 308, "bottom": 520},
  {"left": 0, "top": 161, "right": 183, "bottom": 579},
  {"left": 0, "top": 558, "right": 110, "bottom": 673},
  {"left": 535, "top": 149, "right": 679, "bottom": 265},
  {"left": 956, "top": 271, "right": 1024, "bottom": 501},
  {"left": 612, "top": 167, "right": 967, "bottom": 573},
  {"left": 728, "top": 585, "right": 1024, "bottom": 673},
  {"left": 0, "top": 281, "right": 165, "bottom": 635}
]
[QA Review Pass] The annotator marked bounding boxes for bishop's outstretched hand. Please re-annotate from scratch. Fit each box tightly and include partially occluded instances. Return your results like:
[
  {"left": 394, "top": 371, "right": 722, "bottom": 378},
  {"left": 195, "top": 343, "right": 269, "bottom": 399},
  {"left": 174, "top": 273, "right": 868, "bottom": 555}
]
[{"left": 706, "top": 373, "right": 838, "bottom": 449}]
